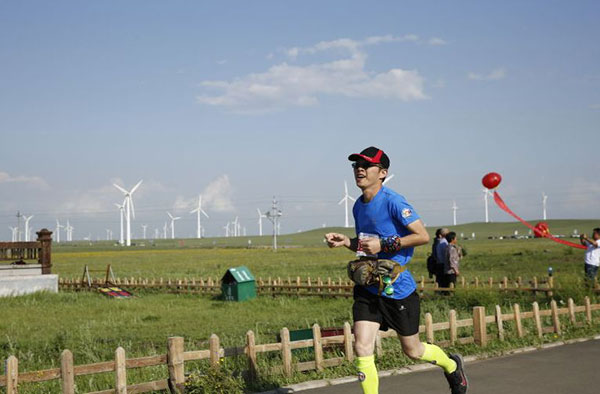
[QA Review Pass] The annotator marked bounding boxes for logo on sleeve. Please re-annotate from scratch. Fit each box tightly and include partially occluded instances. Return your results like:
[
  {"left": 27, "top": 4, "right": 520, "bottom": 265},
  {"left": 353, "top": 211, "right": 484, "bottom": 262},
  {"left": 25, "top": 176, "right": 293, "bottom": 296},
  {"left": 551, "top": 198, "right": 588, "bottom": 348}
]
[{"left": 401, "top": 208, "right": 412, "bottom": 218}]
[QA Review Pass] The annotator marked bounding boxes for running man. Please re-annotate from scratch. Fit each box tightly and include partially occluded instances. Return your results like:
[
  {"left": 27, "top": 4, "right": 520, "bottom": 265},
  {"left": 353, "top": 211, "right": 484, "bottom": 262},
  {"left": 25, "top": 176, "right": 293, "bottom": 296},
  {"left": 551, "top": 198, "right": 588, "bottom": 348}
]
[{"left": 325, "top": 147, "right": 468, "bottom": 394}]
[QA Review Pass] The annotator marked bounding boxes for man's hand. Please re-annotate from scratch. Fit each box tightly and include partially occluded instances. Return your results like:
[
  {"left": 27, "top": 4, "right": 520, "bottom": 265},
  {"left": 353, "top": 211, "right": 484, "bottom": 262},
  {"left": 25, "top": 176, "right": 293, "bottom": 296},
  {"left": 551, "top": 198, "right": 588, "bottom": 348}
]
[
  {"left": 360, "top": 237, "right": 381, "bottom": 255},
  {"left": 325, "top": 233, "right": 350, "bottom": 248}
]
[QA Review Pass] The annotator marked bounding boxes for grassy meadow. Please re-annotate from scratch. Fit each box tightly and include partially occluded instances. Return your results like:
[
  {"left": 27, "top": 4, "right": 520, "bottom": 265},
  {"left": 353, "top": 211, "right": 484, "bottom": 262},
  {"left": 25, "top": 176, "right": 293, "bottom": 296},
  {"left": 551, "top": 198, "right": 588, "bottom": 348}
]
[{"left": 2, "top": 219, "right": 600, "bottom": 392}]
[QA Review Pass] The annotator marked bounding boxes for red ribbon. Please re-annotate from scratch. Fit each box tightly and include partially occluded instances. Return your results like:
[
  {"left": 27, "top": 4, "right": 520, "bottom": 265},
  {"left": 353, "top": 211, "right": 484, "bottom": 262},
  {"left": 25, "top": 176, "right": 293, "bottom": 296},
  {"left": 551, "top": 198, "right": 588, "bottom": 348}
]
[{"left": 492, "top": 191, "right": 586, "bottom": 250}]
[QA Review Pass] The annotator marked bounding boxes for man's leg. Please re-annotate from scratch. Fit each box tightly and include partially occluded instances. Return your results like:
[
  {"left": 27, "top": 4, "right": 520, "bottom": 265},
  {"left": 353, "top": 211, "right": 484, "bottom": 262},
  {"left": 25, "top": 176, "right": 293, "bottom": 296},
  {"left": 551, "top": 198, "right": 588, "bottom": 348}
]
[
  {"left": 354, "top": 320, "right": 380, "bottom": 394},
  {"left": 398, "top": 333, "right": 457, "bottom": 373}
]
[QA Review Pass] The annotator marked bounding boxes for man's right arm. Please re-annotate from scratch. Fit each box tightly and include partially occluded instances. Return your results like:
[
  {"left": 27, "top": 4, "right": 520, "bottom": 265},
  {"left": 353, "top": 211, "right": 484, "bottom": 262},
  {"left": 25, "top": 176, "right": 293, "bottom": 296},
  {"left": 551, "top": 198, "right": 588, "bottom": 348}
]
[{"left": 324, "top": 233, "right": 358, "bottom": 252}]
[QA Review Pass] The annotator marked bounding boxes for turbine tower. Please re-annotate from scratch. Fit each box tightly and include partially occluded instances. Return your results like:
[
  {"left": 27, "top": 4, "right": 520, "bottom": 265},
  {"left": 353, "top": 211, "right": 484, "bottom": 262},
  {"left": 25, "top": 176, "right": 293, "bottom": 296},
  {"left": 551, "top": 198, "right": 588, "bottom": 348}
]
[
  {"left": 257, "top": 208, "right": 266, "bottom": 236},
  {"left": 483, "top": 189, "right": 491, "bottom": 223},
  {"left": 113, "top": 180, "right": 143, "bottom": 246},
  {"left": 22, "top": 215, "right": 34, "bottom": 242},
  {"left": 55, "top": 220, "right": 64, "bottom": 243},
  {"left": 115, "top": 201, "right": 125, "bottom": 245},
  {"left": 452, "top": 201, "right": 458, "bottom": 226},
  {"left": 190, "top": 195, "right": 209, "bottom": 239},
  {"left": 167, "top": 212, "right": 181, "bottom": 239},
  {"left": 141, "top": 224, "right": 148, "bottom": 239},
  {"left": 163, "top": 222, "right": 168, "bottom": 239},
  {"left": 542, "top": 192, "right": 548, "bottom": 220},
  {"left": 223, "top": 222, "right": 230, "bottom": 237},
  {"left": 338, "top": 181, "right": 356, "bottom": 228}
]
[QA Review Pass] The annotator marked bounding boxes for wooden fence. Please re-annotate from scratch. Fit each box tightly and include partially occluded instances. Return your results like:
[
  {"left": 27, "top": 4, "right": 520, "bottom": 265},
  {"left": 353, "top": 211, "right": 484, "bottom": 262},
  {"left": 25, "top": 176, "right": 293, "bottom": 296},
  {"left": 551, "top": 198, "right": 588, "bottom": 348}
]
[
  {"left": 57, "top": 274, "right": 573, "bottom": 297},
  {"left": 0, "top": 229, "right": 53, "bottom": 274},
  {"left": 2, "top": 297, "right": 600, "bottom": 393}
]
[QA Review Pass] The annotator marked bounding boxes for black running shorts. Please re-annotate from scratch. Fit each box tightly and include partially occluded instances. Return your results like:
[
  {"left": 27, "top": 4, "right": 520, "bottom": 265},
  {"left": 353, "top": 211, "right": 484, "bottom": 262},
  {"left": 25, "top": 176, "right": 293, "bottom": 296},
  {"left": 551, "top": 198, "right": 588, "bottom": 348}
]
[{"left": 352, "top": 285, "right": 420, "bottom": 336}]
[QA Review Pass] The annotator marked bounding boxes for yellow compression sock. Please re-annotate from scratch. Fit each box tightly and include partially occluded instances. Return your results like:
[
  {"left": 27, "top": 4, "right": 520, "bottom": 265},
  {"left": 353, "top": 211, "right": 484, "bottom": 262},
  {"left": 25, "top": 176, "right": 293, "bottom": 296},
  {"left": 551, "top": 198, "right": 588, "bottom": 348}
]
[
  {"left": 420, "top": 343, "right": 457, "bottom": 374},
  {"left": 355, "top": 355, "right": 379, "bottom": 394}
]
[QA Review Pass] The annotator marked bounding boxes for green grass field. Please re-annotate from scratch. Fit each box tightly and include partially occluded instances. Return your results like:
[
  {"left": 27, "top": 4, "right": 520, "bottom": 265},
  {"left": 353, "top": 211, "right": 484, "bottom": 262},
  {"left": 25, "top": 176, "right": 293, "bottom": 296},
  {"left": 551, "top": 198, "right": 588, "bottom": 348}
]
[{"left": 2, "top": 219, "right": 599, "bottom": 393}]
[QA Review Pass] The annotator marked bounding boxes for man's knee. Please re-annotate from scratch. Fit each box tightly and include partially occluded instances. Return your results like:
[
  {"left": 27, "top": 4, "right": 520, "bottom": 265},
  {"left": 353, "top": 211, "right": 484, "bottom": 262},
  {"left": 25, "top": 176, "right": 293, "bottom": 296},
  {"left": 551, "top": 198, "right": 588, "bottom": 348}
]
[{"left": 354, "top": 340, "right": 374, "bottom": 357}]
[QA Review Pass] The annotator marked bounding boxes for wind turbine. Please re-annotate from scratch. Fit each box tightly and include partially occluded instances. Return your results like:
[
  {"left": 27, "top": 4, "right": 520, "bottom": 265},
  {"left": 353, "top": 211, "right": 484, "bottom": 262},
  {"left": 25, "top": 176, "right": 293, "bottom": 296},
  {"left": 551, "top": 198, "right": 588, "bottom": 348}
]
[
  {"left": 190, "top": 195, "right": 209, "bottom": 239},
  {"left": 232, "top": 217, "right": 240, "bottom": 237},
  {"left": 483, "top": 189, "right": 491, "bottom": 223},
  {"left": 257, "top": 208, "right": 266, "bottom": 236},
  {"left": 113, "top": 180, "right": 143, "bottom": 246},
  {"left": 55, "top": 220, "right": 64, "bottom": 243},
  {"left": 106, "top": 229, "right": 112, "bottom": 241},
  {"left": 115, "top": 201, "right": 125, "bottom": 245},
  {"left": 223, "top": 222, "right": 230, "bottom": 237},
  {"left": 22, "top": 215, "right": 34, "bottom": 242},
  {"left": 542, "top": 192, "right": 548, "bottom": 220},
  {"left": 163, "top": 222, "right": 168, "bottom": 239},
  {"left": 167, "top": 212, "right": 181, "bottom": 239},
  {"left": 154, "top": 228, "right": 159, "bottom": 239},
  {"left": 9, "top": 226, "right": 18, "bottom": 242},
  {"left": 338, "top": 181, "right": 356, "bottom": 228},
  {"left": 452, "top": 201, "right": 458, "bottom": 226}
]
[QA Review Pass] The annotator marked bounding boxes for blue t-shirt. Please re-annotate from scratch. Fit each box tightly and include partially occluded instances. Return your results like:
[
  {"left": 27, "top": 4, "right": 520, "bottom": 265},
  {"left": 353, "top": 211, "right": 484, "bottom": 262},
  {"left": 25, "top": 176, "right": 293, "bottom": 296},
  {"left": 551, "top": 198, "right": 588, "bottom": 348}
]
[{"left": 353, "top": 186, "right": 420, "bottom": 299}]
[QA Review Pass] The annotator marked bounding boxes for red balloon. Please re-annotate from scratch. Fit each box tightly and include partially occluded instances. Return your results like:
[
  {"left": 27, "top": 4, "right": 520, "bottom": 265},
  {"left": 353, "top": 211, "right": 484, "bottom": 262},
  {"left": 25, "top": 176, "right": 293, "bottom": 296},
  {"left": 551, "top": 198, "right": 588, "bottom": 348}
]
[
  {"left": 534, "top": 222, "right": 550, "bottom": 238},
  {"left": 482, "top": 172, "right": 502, "bottom": 189}
]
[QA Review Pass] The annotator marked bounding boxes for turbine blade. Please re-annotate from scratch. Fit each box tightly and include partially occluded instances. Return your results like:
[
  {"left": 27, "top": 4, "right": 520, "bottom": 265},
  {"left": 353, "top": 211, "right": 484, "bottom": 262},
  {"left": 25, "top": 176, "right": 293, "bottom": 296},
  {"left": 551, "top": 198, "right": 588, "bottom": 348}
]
[
  {"left": 113, "top": 184, "right": 128, "bottom": 194},
  {"left": 201, "top": 209, "right": 209, "bottom": 218},
  {"left": 167, "top": 212, "right": 174, "bottom": 220},
  {"left": 129, "top": 197, "right": 136, "bottom": 219},
  {"left": 338, "top": 197, "right": 346, "bottom": 205},
  {"left": 130, "top": 179, "right": 143, "bottom": 194},
  {"left": 348, "top": 195, "right": 356, "bottom": 202},
  {"left": 190, "top": 207, "right": 199, "bottom": 213}
]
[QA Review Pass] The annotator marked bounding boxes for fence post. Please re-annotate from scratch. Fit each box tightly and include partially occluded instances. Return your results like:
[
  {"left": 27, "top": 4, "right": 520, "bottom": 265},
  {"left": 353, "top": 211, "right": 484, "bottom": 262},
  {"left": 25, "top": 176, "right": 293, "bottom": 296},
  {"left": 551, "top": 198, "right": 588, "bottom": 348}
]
[
  {"left": 449, "top": 310, "right": 457, "bottom": 345},
  {"left": 585, "top": 296, "right": 592, "bottom": 324},
  {"left": 495, "top": 305, "right": 504, "bottom": 341},
  {"left": 5, "top": 355, "right": 18, "bottom": 394},
  {"left": 473, "top": 306, "right": 487, "bottom": 347},
  {"left": 36, "top": 228, "right": 53, "bottom": 274},
  {"left": 513, "top": 303, "right": 524, "bottom": 338},
  {"left": 568, "top": 298, "right": 576, "bottom": 325},
  {"left": 115, "top": 347, "right": 127, "bottom": 394},
  {"left": 488, "top": 277, "right": 493, "bottom": 288},
  {"left": 61, "top": 349, "right": 75, "bottom": 394},
  {"left": 279, "top": 328, "right": 292, "bottom": 377},
  {"left": 246, "top": 330, "right": 258, "bottom": 380},
  {"left": 502, "top": 277, "right": 508, "bottom": 289},
  {"left": 532, "top": 302, "right": 543, "bottom": 338},
  {"left": 548, "top": 276, "right": 554, "bottom": 297},
  {"left": 168, "top": 337, "right": 185, "bottom": 391},
  {"left": 551, "top": 300, "right": 561, "bottom": 335},
  {"left": 209, "top": 334, "right": 220, "bottom": 369},
  {"left": 425, "top": 313, "right": 434, "bottom": 344},
  {"left": 343, "top": 322, "right": 354, "bottom": 362},
  {"left": 312, "top": 324, "right": 324, "bottom": 371}
]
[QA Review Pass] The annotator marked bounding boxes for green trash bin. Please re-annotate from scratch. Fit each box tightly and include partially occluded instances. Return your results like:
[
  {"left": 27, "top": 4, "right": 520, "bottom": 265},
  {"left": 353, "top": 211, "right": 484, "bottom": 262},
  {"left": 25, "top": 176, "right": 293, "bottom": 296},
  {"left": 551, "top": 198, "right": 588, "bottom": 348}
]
[{"left": 221, "top": 266, "right": 256, "bottom": 301}]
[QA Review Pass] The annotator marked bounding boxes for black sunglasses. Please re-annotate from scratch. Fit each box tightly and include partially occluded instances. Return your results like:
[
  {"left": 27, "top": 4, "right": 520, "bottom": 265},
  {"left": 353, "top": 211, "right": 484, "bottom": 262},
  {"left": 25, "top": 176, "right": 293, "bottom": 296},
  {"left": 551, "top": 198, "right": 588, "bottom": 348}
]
[{"left": 352, "top": 161, "right": 382, "bottom": 170}]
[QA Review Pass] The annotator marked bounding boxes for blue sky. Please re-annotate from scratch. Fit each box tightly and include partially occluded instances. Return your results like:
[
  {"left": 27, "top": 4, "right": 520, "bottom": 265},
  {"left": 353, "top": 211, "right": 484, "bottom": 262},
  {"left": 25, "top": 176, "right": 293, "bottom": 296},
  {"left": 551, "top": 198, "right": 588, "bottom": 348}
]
[{"left": 1, "top": 1, "right": 599, "bottom": 240}]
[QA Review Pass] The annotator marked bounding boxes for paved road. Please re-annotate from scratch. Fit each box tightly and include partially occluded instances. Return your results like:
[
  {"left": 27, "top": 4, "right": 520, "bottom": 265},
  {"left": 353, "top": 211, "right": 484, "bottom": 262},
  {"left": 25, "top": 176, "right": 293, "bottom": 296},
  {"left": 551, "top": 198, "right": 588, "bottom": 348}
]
[{"left": 297, "top": 339, "right": 600, "bottom": 394}]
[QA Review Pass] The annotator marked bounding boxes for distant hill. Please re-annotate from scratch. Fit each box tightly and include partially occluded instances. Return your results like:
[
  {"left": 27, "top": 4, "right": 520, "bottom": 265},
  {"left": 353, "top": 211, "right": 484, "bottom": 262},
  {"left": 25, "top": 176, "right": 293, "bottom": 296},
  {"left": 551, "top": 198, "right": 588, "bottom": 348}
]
[{"left": 53, "top": 219, "right": 598, "bottom": 252}]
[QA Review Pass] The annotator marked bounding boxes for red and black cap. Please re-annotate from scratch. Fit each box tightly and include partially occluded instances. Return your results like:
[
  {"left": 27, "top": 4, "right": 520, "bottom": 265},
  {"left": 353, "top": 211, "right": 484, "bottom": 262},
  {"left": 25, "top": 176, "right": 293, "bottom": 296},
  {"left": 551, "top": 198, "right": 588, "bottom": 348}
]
[{"left": 348, "top": 146, "right": 390, "bottom": 169}]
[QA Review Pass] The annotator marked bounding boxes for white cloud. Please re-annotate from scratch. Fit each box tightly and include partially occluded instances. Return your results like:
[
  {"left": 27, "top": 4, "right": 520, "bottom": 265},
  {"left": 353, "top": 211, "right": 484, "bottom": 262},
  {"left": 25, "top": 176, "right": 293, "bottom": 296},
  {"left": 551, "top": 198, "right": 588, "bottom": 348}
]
[
  {"left": 468, "top": 68, "right": 506, "bottom": 81},
  {"left": 0, "top": 171, "right": 48, "bottom": 189},
  {"left": 201, "top": 175, "right": 235, "bottom": 212},
  {"left": 589, "top": 103, "right": 600, "bottom": 110},
  {"left": 197, "top": 35, "right": 427, "bottom": 113},
  {"left": 428, "top": 37, "right": 447, "bottom": 46},
  {"left": 216, "top": 59, "right": 227, "bottom": 65}
]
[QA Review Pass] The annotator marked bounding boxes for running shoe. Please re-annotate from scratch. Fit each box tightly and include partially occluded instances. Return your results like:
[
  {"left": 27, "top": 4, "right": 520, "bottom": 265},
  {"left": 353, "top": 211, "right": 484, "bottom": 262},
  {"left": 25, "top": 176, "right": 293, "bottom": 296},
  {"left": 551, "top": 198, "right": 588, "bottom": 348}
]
[{"left": 444, "top": 353, "right": 468, "bottom": 394}]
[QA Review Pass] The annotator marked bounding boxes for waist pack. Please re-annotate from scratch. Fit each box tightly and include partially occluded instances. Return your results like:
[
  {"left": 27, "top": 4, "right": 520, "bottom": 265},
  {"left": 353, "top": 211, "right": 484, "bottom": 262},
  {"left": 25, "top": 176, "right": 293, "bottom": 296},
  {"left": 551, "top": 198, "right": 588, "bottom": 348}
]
[{"left": 347, "top": 259, "right": 407, "bottom": 295}]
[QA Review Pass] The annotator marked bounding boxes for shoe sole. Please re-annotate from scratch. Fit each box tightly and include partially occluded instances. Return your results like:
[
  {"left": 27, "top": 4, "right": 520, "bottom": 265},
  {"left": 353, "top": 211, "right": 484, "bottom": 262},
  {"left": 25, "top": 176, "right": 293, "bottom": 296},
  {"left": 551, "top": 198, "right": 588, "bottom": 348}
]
[{"left": 452, "top": 354, "right": 468, "bottom": 393}]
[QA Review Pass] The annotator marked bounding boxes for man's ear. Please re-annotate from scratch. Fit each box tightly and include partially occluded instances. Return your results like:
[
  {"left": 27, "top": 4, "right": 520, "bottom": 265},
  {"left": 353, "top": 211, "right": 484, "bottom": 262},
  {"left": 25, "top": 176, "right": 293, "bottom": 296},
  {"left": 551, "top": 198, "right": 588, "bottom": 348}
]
[{"left": 379, "top": 168, "right": 388, "bottom": 181}]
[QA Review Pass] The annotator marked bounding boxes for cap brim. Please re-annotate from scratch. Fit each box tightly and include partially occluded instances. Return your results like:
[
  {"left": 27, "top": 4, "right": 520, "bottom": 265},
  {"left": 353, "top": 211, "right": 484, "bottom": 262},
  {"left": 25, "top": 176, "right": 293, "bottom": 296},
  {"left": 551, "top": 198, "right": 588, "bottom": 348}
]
[{"left": 348, "top": 153, "right": 380, "bottom": 163}]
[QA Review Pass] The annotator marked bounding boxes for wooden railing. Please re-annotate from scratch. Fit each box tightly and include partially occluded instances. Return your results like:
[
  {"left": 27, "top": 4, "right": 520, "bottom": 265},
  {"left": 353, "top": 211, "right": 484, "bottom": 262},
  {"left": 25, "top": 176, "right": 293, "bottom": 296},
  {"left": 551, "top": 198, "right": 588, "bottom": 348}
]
[
  {"left": 58, "top": 274, "right": 571, "bottom": 296},
  {"left": 2, "top": 297, "right": 599, "bottom": 393},
  {"left": 0, "top": 229, "right": 53, "bottom": 274}
]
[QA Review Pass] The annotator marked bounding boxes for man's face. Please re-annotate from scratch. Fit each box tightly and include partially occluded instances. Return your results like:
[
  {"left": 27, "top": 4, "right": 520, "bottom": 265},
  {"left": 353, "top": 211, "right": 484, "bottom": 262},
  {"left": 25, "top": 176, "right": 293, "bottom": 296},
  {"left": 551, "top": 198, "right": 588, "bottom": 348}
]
[
  {"left": 353, "top": 160, "right": 387, "bottom": 190},
  {"left": 593, "top": 231, "right": 600, "bottom": 240}
]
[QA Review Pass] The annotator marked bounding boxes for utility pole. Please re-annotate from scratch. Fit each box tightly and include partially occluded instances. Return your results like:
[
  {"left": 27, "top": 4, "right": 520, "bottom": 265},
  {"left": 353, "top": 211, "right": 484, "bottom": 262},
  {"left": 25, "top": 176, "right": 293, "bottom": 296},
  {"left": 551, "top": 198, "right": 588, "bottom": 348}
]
[{"left": 265, "top": 196, "right": 282, "bottom": 251}]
